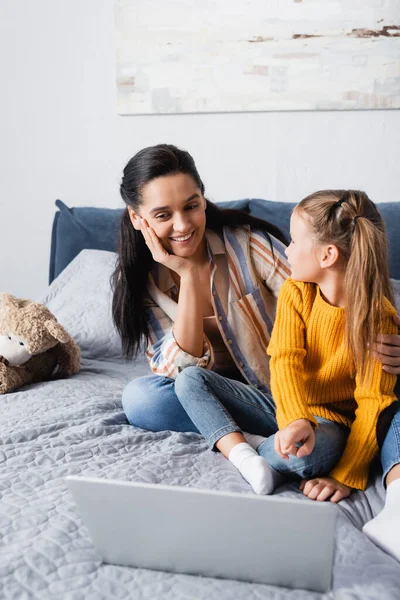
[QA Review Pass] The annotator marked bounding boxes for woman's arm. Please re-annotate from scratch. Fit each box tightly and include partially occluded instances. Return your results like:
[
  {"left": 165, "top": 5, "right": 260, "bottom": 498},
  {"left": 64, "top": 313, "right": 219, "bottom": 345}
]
[
  {"left": 140, "top": 219, "right": 212, "bottom": 377},
  {"left": 141, "top": 221, "right": 207, "bottom": 358},
  {"left": 172, "top": 268, "right": 205, "bottom": 358},
  {"left": 373, "top": 314, "right": 400, "bottom": 374},
  {"left": 145, "top": 295, "right": 212, "bottom": 379}
]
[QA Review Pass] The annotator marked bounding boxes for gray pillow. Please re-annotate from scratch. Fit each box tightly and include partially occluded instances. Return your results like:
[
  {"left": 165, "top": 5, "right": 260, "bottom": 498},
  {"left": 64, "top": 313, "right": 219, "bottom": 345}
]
[{"left": 42, "top": 250, "right": 123, "bottom": 359}]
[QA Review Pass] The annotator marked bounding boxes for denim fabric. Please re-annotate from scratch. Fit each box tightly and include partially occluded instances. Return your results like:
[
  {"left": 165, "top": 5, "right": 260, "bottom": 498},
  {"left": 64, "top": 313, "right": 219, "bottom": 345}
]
[
  {"left": 123, "top": 370, "right": 400, "bottom": 484},
  {"left": 381, "top": 400, "right": 400, "bottom": 486},
  {"left": 174, "top": 366, "right": 277, "bottom": 447},
  {"left": 174, "top": 367, "right": 349, "bottom": 479},
  {"left": 257, "top": 418, "right": 349, "bottom": 480},
  {"left": 122, "top": 375, "right": 199, "bottom": 433}
]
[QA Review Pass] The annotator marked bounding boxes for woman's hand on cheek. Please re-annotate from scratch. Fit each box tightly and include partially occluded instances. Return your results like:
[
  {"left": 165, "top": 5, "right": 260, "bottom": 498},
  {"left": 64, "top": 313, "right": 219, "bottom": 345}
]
[
  {"left": 373, "top": 314, "right": 400, "bottom": 375},
  {"left": 139, "top": 217, "right": 169, "bottom": 263},
  {"left": 138, "top": 217, "right": 197, "bottom": 277}
]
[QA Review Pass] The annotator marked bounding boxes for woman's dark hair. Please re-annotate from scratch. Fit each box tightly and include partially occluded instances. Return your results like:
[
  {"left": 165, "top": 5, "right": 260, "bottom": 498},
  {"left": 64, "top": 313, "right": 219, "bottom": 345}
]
[{"left": 112, "top": 144, "right": 287, "bottom": 358}]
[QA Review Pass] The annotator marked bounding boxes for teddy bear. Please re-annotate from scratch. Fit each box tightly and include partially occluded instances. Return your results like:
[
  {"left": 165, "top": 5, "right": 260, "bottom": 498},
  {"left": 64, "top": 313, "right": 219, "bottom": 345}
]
[{"left": 0, "top": 293, "right": 80, "bottom": 394}]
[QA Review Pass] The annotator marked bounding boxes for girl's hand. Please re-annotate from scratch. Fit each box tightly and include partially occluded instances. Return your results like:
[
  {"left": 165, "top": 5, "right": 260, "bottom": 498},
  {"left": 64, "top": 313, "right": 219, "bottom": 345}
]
[
  {"left": 274, "top": 419, "right": 315, "bottom": 460},
  {"left": 300, "top": 476, "right": 351, "bottom": 503},
  {"left": 138, "top": 217, "right": 196, "bottom": 277},
  {"left": 373, "top": 314, "right": 400, "bottom": 375}
]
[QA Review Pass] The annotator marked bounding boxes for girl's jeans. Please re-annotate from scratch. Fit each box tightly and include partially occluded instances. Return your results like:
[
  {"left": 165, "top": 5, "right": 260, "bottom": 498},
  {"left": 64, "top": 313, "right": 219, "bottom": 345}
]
[{"left": 123, "top": 368, "right": 350, "bottom": 480}]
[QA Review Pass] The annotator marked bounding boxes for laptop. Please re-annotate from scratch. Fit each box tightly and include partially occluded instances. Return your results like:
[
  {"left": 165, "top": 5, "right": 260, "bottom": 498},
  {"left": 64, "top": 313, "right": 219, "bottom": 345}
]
[{"left": 66, "top": 476, "right": 337, "bottom": 593}]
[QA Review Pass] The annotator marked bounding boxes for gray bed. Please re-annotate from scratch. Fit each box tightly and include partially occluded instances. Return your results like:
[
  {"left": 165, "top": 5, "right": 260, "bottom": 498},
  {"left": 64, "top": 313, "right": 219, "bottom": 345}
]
[{"left": 1, "top": 199, "right": 400, "bottom": 599}]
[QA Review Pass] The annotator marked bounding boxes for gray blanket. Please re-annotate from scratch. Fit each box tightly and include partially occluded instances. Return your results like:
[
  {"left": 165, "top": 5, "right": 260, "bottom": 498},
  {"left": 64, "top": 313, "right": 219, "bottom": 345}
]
[{"left": 1, "top": 250, "right": 399, "bottom": 599}]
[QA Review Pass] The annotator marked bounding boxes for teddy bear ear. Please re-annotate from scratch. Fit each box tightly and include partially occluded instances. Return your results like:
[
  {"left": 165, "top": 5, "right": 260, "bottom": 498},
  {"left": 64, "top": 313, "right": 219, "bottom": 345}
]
[
  {"left": 0, "top": 293, "right": 20, "bottom": 309},
  {"left": 45, "top": 320, "right": 70, "bottom": 344}
]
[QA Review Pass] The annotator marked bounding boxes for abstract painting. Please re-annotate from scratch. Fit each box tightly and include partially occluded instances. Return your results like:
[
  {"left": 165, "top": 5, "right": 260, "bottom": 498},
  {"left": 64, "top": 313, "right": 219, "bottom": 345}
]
[{"left": 115, "top": 0, "right": 400, "bottom": 114}]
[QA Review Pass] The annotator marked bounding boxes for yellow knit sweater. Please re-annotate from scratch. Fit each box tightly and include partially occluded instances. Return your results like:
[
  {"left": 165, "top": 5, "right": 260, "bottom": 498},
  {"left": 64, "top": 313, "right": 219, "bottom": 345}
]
[{"left": 267, "top": 279, "right": 398, "bottom": 490}]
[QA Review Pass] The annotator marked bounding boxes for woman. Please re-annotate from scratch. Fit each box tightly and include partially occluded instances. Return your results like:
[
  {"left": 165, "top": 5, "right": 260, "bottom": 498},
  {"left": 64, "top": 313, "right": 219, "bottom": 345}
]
[{"left": 113, "top": 144, "right": 400, "bottom": 558}]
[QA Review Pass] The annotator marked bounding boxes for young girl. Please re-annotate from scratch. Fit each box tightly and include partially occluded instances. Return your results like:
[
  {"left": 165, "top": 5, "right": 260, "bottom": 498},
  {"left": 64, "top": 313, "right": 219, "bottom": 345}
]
[{"left": 265, "top": 190, "right": 398, "bottom": 497}]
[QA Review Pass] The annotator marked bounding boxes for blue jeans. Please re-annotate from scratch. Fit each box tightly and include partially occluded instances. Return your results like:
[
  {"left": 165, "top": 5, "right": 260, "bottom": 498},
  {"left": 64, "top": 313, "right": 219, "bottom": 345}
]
[
  {"left": 381, "top": 396, "right": 400, "bottom": 486},
  {"left": 122, "top": 374, "right": 199, "bottom": 433},
  {"left": 174, "top": 367, "right": 349, "bottom": 480},
  {"left": 122, "top": 370, "right": 400, "bottom": 483},
  {"left": 123, "top": 368, "right": 349, "bottom": 480}
]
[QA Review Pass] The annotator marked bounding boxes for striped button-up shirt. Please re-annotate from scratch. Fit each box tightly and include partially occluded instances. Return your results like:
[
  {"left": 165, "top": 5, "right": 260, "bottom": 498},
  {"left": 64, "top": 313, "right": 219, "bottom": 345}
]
[{"left": 145, "top": 225, "right": 290, "bottom": 393}]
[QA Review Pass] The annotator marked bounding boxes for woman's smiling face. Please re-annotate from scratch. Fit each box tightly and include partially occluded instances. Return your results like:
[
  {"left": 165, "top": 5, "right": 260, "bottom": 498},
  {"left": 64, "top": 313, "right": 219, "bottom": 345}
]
[{"left": 132, "top": 172, "right": 207, "bottom": 258}]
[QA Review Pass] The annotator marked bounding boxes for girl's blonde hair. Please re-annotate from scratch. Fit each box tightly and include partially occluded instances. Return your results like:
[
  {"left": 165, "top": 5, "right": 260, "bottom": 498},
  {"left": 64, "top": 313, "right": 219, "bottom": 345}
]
[{"left": 295, "top": 190, "right": 394, "bottom": 382}]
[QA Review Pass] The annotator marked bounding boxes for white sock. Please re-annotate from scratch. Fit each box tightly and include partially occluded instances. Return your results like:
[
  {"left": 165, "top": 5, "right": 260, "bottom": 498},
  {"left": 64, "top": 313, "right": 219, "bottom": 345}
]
[
  {"left": 228, "top": 442, "right": 280, "bottom": 495},
  {"left": 362, "top": 478, "right": 400, "bottom": 561},
  {"left": 243, "top": 431, "right": 268, "bottom": 450}
]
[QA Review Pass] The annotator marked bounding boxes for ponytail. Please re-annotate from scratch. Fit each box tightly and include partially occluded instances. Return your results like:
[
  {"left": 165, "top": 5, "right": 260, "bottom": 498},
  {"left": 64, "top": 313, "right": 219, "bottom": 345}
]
[
  {"left": 296, "top": 189, "right": 394, "bottom": 383},
  {"left": 112, "top": 209, "right": 152, "bottom": 358},
  {"left": 344, "top": 214, "right": 394, "bottom": 382}
]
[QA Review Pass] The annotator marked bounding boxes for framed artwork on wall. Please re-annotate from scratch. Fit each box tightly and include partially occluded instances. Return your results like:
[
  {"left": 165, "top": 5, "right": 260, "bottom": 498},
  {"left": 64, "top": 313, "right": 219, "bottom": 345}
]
[{"left": 115, "top": 0, "right": 400, "bottom": 114}]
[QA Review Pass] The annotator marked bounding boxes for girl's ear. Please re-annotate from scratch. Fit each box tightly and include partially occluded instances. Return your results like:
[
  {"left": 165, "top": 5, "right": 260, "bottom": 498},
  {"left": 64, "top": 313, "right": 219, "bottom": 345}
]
[
  {"left": 319, "top": 244, "right": 340, "bottom": 269},
  {"left": 127, "top": 206, "right": 141, "bottom": 231}
]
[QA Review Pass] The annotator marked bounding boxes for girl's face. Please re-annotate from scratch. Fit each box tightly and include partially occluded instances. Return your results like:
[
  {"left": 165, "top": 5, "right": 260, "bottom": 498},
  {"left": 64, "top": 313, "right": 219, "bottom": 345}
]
[
  {"left": 131, "top": 173, "right": 207, "bottom": 258},
  {"left": 285, "top": 211, "right": 323, "bottom": 282}
]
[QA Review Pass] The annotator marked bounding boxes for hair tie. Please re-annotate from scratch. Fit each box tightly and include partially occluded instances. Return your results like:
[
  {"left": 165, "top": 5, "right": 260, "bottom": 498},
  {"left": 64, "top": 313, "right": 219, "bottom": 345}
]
[
  {"left": 353, "top": 215, "right": 361, "bottom": 224},
  {"left": 335, "top": 198, "right": 346, "bottom": 208}
]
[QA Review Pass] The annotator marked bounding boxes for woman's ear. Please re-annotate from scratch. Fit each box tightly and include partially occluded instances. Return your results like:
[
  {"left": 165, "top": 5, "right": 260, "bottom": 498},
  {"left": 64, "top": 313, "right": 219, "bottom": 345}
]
[
  {"left": 319, "top": 244, "right": 340, "bottom": 269},
  {"left": 127, "top": 206, "right": 141, "bottom": 231}
]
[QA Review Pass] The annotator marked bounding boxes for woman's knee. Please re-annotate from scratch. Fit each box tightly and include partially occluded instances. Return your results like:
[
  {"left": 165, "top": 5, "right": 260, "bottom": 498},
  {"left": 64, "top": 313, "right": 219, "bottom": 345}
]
[
  {"left": 122, "top": 375, "right": 172, "bottom": 429},
  {"left": 175, "top": 366, "right": 206, "bottom": 397},
  {"left": 121, "top": 374, "right": 198, "bottom": 433}
]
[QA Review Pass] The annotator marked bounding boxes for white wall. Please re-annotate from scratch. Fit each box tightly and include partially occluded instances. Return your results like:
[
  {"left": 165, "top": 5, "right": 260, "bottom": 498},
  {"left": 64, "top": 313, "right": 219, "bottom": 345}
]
[{"left": 1, "top": 0, "right": 399, "bottom": 300}]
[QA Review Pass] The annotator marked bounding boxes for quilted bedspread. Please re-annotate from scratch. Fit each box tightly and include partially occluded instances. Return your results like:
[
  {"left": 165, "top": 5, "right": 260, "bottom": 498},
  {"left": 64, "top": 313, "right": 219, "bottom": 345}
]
[
  {"left": 1, "top": 250, "right": 400, "bottom": 599},
  {"left": 0, "top": 357, "right": 399, "bottom": 600}
]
